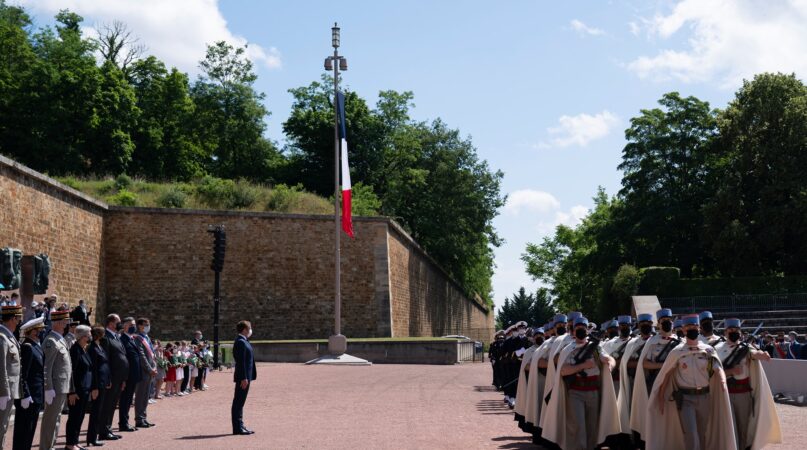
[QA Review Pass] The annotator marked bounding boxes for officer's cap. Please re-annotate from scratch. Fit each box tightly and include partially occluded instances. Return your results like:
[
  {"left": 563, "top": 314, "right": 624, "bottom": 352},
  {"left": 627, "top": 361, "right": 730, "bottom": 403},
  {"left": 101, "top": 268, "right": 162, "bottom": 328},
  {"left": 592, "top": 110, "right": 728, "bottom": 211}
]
[
  {"left": 553, "top": 314, "right": 568, "bottom": 324},
  {"left": 699, "top": 311, "right": 713, "bottom": 321},
  {"left": 21, "top": 316, "right": 45, "bottom": 333},
  {"left": 573, "top": 317, "right": 589, "bottom": 327},
  {"left": 637, "top": 313, "right": 654, "bottom": 323},
  {"left": 656, "top": 308, "right": 673, "bottom": 320},
  {"left": 605, "top": 319, "right": 618, "bottom": 329},
  {"left": 515, "top": 320, "right": 528, "bottom": 328},
  {"left": 724, "top": 318, "right": 741, "bottom": 329},
  {"left": 568, "top": 311, "right": 582, "bottom": 321},
  {"left": 682, "top": 314, "right": 699, "bottom": 326}
]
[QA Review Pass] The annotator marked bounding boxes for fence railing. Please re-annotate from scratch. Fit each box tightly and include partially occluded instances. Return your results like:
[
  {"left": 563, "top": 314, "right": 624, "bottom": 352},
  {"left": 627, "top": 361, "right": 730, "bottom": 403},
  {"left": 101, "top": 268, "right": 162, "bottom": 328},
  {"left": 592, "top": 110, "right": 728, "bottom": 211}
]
[
  {"left": 457, "top": 340, "right": 484, "bottom": 363},
  {"left": 661, "top": 293, "right": 807, "bottom": 313}
]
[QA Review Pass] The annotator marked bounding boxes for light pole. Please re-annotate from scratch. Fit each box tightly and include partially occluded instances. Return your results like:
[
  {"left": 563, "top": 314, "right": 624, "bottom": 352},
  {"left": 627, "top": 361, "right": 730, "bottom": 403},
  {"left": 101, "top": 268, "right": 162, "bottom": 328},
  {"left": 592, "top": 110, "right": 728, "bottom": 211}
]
[{"left": 326, "top": 23, "right": 348, "bottom": 356}]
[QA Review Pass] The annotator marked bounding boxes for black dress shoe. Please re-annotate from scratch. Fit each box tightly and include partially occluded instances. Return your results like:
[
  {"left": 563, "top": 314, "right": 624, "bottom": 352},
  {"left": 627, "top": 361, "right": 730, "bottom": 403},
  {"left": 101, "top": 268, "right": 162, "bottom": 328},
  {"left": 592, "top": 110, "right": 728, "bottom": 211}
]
[
  {"left": 233, "top": 429, "right": 254, "bottom": 435},
  {"left": 101, "top": 434, "right": 120, "bottom": 441},
  {"left": 145, "top": 421, "right": 155, "bottom": 427},
  {"left": 87, "top": 440, "right": 105, "bottom": 446},
  {"left": 135, "top": 422, "right": 151, "bottom": 428},
  {"left": 119, "top": 425, "right": 137, "bottom": 432}
]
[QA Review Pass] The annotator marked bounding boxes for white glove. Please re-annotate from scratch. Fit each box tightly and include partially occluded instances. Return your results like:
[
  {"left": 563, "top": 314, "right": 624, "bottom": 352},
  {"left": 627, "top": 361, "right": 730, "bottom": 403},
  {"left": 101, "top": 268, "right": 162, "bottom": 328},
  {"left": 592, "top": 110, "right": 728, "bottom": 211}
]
[
  {"left": 0, "top": 396, "right": 9, "bottom": 410},
  {"left": 21, "top": 397, "right": 32, "bottom": 409},
  {"left": 44, "top": 389, "right": 56, "bottom": 405},
  {"left": 515, "top": 348, "right": 526, "bottom": 357}
]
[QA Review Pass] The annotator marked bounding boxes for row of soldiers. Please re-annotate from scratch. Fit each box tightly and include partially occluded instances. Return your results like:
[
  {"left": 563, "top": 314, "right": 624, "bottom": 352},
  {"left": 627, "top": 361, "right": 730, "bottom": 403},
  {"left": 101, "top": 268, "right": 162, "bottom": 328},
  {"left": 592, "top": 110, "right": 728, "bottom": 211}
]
[{"left": 492, "top": 310, "right": 782, "bottom": 450}]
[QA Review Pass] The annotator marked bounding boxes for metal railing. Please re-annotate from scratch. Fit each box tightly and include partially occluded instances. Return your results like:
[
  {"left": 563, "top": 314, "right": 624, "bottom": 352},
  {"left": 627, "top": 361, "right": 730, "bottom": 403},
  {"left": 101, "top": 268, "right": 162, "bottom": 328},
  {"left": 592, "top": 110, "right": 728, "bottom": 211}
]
[
  {"left": 457, "top": 340, "right": 483, "bottom": 363},
  {"left": 661, "top": 293, "right": 807, "bottom": 314}
]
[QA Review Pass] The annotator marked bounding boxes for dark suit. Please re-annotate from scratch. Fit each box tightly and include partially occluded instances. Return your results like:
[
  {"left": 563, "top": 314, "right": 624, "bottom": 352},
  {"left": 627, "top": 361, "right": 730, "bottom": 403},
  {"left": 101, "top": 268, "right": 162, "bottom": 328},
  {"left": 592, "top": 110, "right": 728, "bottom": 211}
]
[
  {"left": 100, "top": 329, "right": 128, "bottom": 435},
  {"left": 87, "top": 341, "right": 110, "bottom": 444},
  {"left": 66, "top": 343, "right": 93, "bottom": 446},
  {"left": 70, "top": 305, "right": 91, "bottom": 326},
  {"left": 12, "top": 338, "right": 44, "bottom": 450},
  {"left": 118, "top": 333, "right": 143, "bottom": 428},
  {"left": 232, "top": 334, "right": 256, "bottom": 432}
]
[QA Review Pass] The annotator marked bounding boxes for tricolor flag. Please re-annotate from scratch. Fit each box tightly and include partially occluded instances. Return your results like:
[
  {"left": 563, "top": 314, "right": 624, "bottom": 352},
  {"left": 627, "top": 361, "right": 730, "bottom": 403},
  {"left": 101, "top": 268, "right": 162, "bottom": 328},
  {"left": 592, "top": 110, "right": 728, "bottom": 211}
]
[{"left": 336, "top": 91, "right": 354, "bottom": 238}]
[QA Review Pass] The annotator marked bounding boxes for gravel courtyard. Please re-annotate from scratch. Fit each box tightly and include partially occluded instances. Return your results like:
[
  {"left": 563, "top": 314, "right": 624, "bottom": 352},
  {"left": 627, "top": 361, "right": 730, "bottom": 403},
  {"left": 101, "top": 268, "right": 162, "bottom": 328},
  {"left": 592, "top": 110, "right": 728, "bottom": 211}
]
[{"left": 6, "top": 362, "right": 804, "bottom": 449}]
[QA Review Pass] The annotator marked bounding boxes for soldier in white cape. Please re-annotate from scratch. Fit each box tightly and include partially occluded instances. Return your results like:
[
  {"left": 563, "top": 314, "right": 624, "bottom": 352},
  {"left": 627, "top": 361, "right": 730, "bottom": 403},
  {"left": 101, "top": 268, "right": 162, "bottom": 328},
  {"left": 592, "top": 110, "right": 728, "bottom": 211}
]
[
  {"left": 645, "top": 314, "right": 736, "bottom": 450},
  {"left": 616, "top": 313, "right": 654, "bottom": 435},
  {"left": 513, "top": 327, "right": 538, "bottom": 430},
  {"left": 524, "top": 324, "right": 554, "bottom": 436},
  {"left": 714, "top": 318, "right": 781, "bottom": 450},
  {"left": 630, "top": 308, "right": 682, "bottom": 444},
  {"left": 538, "top": 313, "right": 576, "bottom": 431},
  {"left": 542, "top": 316, "right": 620, "bottom": 450},
  {"left": 600, "top": 316, "right": 632, "bottom": 398}
]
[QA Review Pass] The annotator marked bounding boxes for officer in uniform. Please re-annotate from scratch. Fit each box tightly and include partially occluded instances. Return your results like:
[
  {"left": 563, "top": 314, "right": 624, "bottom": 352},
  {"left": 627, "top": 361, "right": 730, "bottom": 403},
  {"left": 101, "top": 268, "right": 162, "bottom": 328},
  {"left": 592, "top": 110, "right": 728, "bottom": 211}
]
[
  {"left": 603, "top": 319, "right": 619, "bottom": 340},
  {"left": 617, "top": 313, "right": 653, "bottom": 438},
  {"left": 715, "top": 318, "right": 781, "bottom": 450},
  {"left": 673, "top": 318, "right": 684, "bottom": 339},
  {"left": 489, "top": 330, "right": 505, "bottom": 389},
  {"left": 0, "top": 303, "right": 23, "bottom": 448},
  {"left": 698, "top": 311, "right": 721, "bottom": 346},
  {"left": 646, "top": 314, "right": 736, "bottom": 450},
  {"left": 504, "top": 321, "right": 529, "bottom": 409},
  {"left": 601, "top": 315, "right": 632, "bottom": 397},
  {"left": 40, "top": 309, "right": 73, "bottom": 450},
  {"left": 13, "top": 317, "right": 46, "bottom": 450}
]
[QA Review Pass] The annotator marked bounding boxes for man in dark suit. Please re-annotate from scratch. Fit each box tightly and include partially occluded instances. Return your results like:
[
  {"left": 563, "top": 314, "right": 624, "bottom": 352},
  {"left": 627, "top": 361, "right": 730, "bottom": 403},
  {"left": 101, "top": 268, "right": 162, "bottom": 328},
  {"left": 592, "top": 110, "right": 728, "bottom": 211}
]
[
  {"left": 99, "top": 314, "right": 128, "bottom": 441},
  {"left": 232, "top": 320, "right": 256, "bottom": 435},
  {"left": 118, "top": 317, "right": 143, "bottom": 432},
  {"left": 87, "top": 326, "right": 110, "bottom": 447},
  {"left": 70, "top": 299, "right": 92, "bottom": 326},
  {"left": 12, "top": 317, "right": 45, "bottom": 450}
]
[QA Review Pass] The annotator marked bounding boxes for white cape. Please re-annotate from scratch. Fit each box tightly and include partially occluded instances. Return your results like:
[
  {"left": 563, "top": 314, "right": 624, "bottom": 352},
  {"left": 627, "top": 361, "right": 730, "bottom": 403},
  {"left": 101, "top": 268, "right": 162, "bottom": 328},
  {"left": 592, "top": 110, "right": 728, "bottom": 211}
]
[
  {"left": 539, "top": 333, "right": 573, "bottom": 430},
  {"left": 514, "top": 344, "right": 538, "bottom": 416},
  {"left": 541, "top": 341, "right": 621, "bottom": 448},
  {"left": 630, "top": 334, "right": 682, "bottom": 439},
  {"left": 616, "top": 336, "right": 647, "bottom": 433},
  {"left": 714, "top": 342, "right": 782, "bottom": 449},
  {"left": 524, "top": 337, "right": 554, "bottom": 429},
  {"left": 645, "top": 342, "right": 737, "bottom": 450}
]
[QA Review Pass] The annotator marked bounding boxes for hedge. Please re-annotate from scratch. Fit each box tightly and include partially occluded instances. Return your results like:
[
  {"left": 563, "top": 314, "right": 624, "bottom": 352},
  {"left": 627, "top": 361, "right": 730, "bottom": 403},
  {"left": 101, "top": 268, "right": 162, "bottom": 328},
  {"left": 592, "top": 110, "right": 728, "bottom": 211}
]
[{"left": 637, "top": 266, "right": 807, "bottom": 297}]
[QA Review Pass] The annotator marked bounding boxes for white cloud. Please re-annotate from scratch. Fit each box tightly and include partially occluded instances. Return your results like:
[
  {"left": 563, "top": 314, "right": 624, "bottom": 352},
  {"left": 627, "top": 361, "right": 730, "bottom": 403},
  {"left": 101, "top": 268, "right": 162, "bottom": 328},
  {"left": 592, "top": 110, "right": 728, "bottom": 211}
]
[
  {"left": 537, "top": 205, "right": 589, "bottom": 234},
  {"left": 627, "top": 0, "right": 807, "bottom": 87},
  {"left": 570, "top": 19, "right": 605, "bottom": 36},
  {"left": 17, "top": 0, "right": 281, "bottom": 75},
  {"left": 504, "top": 190, "right": 560, "bottom": 216},
  {"left": 537, "top": 110, "right": 619, "bottom": 149},
  {"left": 628, "top": 21, "right": 641, "bottom": 36}
]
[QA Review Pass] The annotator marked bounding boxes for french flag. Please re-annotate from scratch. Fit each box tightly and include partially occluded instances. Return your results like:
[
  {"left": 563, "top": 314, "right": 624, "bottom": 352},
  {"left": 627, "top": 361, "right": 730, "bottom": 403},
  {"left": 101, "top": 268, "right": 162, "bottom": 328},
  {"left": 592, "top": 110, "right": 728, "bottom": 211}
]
[{"left": 336, "top": 92, "right": 354, "bottom": 238}]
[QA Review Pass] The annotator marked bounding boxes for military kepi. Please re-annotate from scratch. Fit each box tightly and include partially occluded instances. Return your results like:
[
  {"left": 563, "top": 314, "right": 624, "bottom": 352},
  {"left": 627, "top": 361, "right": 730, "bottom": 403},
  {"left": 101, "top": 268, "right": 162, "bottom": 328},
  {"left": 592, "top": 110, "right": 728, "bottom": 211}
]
[
  {"left": 724, "top": 318, "right": 741, "bottom": 329},
  {"left": 1, "top": 303, "right": 23, "bottom": 317},
  {"left": 637, "top": 313, "right": 653, "bottom": 323},
  {"left": 699, "top": 310, "right": 713, "bottom": 321},
  {"left": 50, "top": 309, "right": 70, "bottom": 321}
]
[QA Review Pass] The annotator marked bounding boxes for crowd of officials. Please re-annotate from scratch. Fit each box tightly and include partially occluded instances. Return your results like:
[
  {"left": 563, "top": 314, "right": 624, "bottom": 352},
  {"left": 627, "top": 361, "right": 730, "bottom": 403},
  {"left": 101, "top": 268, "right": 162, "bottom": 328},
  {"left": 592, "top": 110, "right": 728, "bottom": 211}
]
[
  {"left": 0, "top": 294, "right": 214, "bottom": 450},
  {"left": 490, "top": 310, "right": 784, "bottom": 450}
]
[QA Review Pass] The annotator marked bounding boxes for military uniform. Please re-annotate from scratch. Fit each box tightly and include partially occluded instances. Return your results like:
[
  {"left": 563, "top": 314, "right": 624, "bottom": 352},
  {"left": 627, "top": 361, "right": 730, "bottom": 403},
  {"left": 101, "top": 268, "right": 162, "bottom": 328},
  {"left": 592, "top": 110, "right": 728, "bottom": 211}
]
[
  {"left": 0, "top": 304, "right": 23, "bottom": 448},
  {"left": 40, "top": 310, "right": 73, "bottom": 450},
  {"left": 13, "top": 317, "right": 45, "bottom": 450}
]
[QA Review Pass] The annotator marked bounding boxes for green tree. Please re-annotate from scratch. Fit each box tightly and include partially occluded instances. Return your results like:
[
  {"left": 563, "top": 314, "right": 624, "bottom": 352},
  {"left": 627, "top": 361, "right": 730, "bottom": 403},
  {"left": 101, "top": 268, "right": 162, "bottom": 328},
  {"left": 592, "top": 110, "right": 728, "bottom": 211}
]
[
  {"left": 610, "top": 264, "right": 639, "bottom": 316},
  {"left": 704, "top": 73, "right": 807, "bottom": 275},
  {"left": 0, "top": 1, "right": 36, "bottom": 155},
  {"left": 617, "top": 92, "right": 718, "bottom": 276},
  {"left": 495, "top": 287, "right": 555, "bottom": 329},
  {"left": 192, "top": 41, "right": 282, "bottom": 181}
]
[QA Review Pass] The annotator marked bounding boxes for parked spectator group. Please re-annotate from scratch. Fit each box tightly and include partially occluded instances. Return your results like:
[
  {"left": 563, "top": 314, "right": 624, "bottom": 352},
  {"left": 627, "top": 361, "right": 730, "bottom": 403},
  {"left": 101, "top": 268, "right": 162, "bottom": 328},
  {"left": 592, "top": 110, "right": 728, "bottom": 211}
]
[{"left": 0, "top": 295, "right": 215, "bottom": 450}]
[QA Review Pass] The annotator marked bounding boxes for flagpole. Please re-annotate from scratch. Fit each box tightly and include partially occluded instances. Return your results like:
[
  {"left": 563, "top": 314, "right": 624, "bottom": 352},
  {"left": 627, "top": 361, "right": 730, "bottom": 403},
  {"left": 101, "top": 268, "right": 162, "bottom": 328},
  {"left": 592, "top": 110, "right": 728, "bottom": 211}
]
[{"left": 329, "top": 23, "right": 346, "bottom": 355}]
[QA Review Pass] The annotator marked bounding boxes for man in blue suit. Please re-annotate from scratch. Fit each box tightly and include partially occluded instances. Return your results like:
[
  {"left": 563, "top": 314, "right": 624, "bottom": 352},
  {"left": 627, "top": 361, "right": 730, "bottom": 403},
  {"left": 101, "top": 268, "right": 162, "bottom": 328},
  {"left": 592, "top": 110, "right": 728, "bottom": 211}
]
[
  {"left": 232, "top": 320, "right": 256, "bottom": 435},
  {"left": 13, "top": 317, "right": 44, "bottom": 450}
]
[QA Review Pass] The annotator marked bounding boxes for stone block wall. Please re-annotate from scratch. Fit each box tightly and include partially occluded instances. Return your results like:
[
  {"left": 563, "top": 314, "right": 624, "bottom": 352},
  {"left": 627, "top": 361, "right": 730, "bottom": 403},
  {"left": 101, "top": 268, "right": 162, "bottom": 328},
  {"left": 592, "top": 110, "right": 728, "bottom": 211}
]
[
  {"left": 0, "top": 155, "right": 105, "bottom": 316},
  {"left": 387, "top": 224, "right": 493, "bottom": 343}
]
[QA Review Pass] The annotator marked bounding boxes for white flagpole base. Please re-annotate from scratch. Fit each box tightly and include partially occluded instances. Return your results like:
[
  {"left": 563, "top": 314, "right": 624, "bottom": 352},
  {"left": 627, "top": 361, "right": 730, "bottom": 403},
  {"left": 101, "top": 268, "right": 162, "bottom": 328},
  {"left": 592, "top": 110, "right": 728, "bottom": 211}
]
[{"left": 306, "top": 353, "right": 371, "bottom": 366}]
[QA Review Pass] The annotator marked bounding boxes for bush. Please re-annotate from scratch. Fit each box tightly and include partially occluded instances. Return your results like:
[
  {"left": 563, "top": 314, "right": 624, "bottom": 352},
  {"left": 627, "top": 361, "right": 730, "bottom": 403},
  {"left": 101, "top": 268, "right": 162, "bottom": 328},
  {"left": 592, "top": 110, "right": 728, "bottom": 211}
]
[
  {"left": 226, "top": 180, "right": 259, "bottom": 209},
  {"left": 349, "top": 182, "right": 381, "bottom": 216},
  {"left": 106, "top": 189, "right": 138, "bottom": 206},
  {"left": 59, "top": 176, "right": 81, "bottom": 190},
  {"left": 638, "top": 267, "right": 681, "bottom": 296},
  {"left": 195, "top": 175, "right": 235, "bottom": 208},
  {"left": 267, "top": 184, "right": 331, "bottom": 214},
  {"left": 114, "top": 174, "right": 133, "bottom": 191},
  {"left": 611, "top": 264, "right": 640, "bottom": 313},
  {"left": 97, "top": 179, "right": 117, "bottom": 195},
  {"left": 156, "top": 187, "right": 188, "bottom": 208}
]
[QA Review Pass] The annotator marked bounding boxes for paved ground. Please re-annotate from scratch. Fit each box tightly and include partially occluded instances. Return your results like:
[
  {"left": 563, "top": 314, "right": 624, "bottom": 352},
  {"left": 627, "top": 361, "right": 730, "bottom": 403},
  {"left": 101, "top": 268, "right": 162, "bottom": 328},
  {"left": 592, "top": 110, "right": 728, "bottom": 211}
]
[{"left": 4, "top": 362, "right": 804, "bottom": 449}]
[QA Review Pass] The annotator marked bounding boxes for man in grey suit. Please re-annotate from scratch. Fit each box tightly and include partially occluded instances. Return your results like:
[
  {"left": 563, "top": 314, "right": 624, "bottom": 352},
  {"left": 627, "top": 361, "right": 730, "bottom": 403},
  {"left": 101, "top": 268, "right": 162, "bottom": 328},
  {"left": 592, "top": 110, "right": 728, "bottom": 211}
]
[
  {"left": 134, "top": 317, "right": 157, "bottom": 428},
  {"left": 0, "top": 303, "right": 22, "bottom": 447},
  {"left": 40, "top": 309, "right": 72, "bottom": 450}
]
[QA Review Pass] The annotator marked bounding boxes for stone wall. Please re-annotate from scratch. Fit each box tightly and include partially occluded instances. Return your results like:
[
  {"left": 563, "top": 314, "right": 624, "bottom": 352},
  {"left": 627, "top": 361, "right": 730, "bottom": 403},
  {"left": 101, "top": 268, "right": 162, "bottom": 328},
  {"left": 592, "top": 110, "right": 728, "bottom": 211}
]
[
  {"left": 387, "top": 224, "right": 493, "bottom": 343},
  {"left": 103, "top": 208, "right": 392, "bottom": 339},
  {"left": 0, "top": 155, "right": 492, "bottom": 341},
  {"left": 0, "top": 155, "right": 106, "bottom": 316}
]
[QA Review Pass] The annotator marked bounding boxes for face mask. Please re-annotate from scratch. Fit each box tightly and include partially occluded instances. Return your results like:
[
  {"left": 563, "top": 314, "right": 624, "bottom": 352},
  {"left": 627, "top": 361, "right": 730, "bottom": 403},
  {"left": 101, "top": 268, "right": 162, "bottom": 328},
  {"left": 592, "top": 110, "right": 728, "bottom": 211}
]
[
  {"left": 640, "top": 324, "right": 652, "bottom": 335},
  {"left": 661, "top": 321, "right": 673, "bottom": 332},
  {"left": 115, "top": 322, "right": 123, "bottom": 331},
  {"left": 728, "top": 331, "right": 741, "bottom": 342},
  {"left": 608, "top": 330, "right": 618, "bottom": 339},
  {"left": 127, "top": 326, "right": 136, "bottom": 334},
  {"left": 676, "top": 330, "right": 685, "bottom": 339},
  {"left": 247, "top": 329, "right": 253, "bottom": 338},
  {"left": 619, "top": 327, "right": 630, "bottom": 338},
  {"left": 686, "top": 329, "right": 700, "bottom": 340},
  {"left": 534, "top": 337, "right": 544, "bottom": 345},
  {"left": 701, "top": 322, "right": 714, "bottom": 334},
  {"left": 143, "top": 325, "right": 151, "bottom": 334},
  {"left": 556, "top": 327, "right": 566, "bottom": 336},
  {"left": 574, "top": 328, "right": 587, "bottom": 340},
  {"left": 518, "top": 329, "right": 526, "bottom": 337}
]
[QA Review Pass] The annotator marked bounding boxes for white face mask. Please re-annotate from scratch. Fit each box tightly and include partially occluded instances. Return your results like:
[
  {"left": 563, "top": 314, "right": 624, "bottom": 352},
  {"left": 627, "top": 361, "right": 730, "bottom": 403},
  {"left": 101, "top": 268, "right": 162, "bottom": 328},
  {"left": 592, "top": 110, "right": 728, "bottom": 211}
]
[
  {"left": 143, "top": 325, "right": 150, "bottom": 334},
  {"left": 247, "top": 329, "right": 253, "bottom": 338},
  {"left": 518, "top": 329, "right": 526, "bottom": 337}
]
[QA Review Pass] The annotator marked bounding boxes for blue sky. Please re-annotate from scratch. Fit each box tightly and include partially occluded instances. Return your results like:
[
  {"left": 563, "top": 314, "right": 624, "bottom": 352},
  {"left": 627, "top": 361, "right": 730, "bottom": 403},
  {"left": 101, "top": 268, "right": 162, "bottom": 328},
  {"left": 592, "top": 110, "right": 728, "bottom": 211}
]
[{"left": 19, "top": 0, "right": 807, "bottom": 311}]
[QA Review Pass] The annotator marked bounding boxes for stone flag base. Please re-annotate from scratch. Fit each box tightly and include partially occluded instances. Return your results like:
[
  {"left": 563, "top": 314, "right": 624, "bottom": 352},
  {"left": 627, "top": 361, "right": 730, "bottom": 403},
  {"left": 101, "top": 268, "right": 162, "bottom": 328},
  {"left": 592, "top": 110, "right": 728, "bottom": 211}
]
[{"left": 305, "top": 353, "right": 372, "bottom": 366}]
